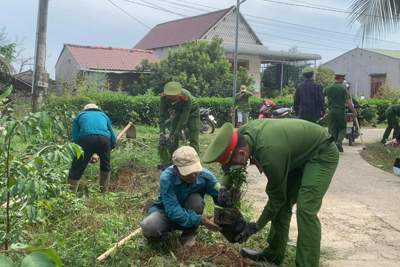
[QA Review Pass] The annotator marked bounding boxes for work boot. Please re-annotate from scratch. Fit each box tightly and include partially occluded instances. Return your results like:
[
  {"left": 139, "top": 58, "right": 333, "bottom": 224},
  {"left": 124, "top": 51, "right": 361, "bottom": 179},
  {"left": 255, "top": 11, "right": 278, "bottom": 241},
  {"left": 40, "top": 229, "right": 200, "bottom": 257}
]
[
  {"left": 99, "top": 171, "right": 110, "bottom": 193},
  {"left": 68, "top": 179, "right": 80, "bottom": 194},
  {"left": 179, "top": 231, "right": 197, "bottom": 248},
  {"left": 240, "top": 248, "right": 277, "bottom": 264}
]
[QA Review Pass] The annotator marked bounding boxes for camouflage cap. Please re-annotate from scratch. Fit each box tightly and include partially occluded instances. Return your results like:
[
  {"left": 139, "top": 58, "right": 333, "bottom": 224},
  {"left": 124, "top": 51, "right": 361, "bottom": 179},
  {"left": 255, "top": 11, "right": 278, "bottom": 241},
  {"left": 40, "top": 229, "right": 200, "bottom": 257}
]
[
  {"left": 202, "top": 122, "right": 238, "bottom": 164},
  {"left": 164, "top": 81, "right": 183, "bottom": 96}
]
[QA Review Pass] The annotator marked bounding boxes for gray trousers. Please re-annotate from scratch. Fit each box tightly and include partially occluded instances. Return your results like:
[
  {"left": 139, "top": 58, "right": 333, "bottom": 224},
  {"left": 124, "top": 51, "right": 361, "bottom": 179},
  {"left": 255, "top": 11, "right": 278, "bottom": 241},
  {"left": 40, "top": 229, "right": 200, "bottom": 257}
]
[{"left": 140, "top": 193, "right": 204, "bottom": 239}]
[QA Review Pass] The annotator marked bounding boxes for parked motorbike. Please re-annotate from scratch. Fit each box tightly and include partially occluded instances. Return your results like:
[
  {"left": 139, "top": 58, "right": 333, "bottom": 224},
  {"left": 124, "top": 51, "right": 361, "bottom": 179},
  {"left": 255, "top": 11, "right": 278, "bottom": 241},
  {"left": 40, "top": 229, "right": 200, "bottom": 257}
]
[
  {"left": 345, "top": 112, "right": 359, "bottom": 146},
  {"left": 344, "top": 99, "right": 367, "bottom": 146},
  {"left": 258, "top": 99, "right": 294, "bottom": 119},
  {"left": 200, "top": 107, "right": 217, "bottom": 134}
]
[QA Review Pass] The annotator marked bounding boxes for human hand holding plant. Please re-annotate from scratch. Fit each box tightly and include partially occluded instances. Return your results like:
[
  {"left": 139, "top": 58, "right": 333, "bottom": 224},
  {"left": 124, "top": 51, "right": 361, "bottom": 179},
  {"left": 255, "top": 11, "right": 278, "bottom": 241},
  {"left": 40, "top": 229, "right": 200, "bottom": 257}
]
[{"left": 202, "top": 215, "right": 222, "bottom": 232}]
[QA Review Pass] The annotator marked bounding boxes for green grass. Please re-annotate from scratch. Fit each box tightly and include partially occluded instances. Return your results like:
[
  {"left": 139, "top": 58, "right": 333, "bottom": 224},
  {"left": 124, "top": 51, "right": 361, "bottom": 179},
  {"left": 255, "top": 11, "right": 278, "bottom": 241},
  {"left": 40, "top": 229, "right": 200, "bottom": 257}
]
[
  {"left": 22, "top": 125, "right": 297, "bottom": 266},
  {"left": 360, "top": 142, "right": 400, "bottom": 173}
]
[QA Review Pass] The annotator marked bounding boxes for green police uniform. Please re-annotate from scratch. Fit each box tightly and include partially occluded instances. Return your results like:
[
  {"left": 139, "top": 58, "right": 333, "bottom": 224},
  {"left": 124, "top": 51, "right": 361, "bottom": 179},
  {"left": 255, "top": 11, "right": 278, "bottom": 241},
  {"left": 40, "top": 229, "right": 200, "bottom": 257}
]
[
  {"left": 159, "top": 88, "right": 200, "bottom": 165},
  {"left": 203, "top": 119, "right": 339, "bottom": 267},
  {"left": 382, "top": 105, "right": 400, "bottom": 143},
  {"left": 324, "top": 83, "right": 349, "bottom": 147}
]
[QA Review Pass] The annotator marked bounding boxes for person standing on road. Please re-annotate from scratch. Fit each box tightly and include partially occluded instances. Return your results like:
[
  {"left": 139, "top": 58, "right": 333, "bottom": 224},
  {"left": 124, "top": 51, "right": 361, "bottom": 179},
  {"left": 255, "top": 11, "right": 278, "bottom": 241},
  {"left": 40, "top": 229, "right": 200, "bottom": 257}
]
[
  {"left": 381, "top": 104, "right": 400, "bottom": 144},
  {"left": 234, "top": 85, "right": 253, "bottom": 126},
  {"left": 202, "top": 120, "right": 339, "bottom": 267},
  {"left": 159, "top": 81, "right": 200, "bottom": 169},
  {"left": 294, "top": 67, "right": 324, "bottom": 123},
  {"left": 324, "top": 74, "right": 357, "bottom": 152},
  {"left": 68, "top": 103, "right": 116, "bottom": 193},
  {"left": 141, "top": 146, "right": 221, "bottom": 248}
]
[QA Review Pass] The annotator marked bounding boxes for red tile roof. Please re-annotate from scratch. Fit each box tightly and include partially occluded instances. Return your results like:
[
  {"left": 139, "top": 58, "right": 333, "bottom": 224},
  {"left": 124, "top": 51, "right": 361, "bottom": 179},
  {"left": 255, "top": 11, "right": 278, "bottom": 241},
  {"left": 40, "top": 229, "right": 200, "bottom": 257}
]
[
  {"left": 134, "top": 7, "right": 233, "bottom": 50},
  {"left": 65, "top": 44, "right": 159, "bottom": 71}
]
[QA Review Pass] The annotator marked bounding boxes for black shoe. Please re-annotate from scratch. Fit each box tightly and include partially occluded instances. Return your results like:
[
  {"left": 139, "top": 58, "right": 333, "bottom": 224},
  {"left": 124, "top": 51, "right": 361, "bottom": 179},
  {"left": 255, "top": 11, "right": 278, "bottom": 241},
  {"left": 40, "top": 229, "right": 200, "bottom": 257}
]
[
  {"left": 336, "top": 144, "right": 344, "bottom": 152},
  {"left": 240, "top": 248, "right": 272, "bottom": 262}
]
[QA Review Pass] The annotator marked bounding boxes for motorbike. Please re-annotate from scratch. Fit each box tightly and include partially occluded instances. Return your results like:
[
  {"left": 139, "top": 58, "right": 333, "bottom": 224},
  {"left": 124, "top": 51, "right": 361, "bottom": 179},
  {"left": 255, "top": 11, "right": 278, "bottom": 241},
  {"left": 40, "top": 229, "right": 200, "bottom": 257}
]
[
  {"left": 199, "top": 107, "right": 217, "bottom": 134},
  {"left": 258, "top": 99, "right": 294, "bottom": 119},
  {"left": 344, "top": 100, "right": 367, "bottom": 146},
  {"left": 345, "top": 112, "right": 359, "bottom": 146}
]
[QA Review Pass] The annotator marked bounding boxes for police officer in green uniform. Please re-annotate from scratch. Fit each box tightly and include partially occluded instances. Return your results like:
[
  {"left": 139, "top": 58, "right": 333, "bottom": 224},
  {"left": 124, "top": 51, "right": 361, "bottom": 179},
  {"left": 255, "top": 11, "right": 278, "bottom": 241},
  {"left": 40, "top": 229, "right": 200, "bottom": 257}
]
[
  {"left": 324, "top": 74, "right": 357, "bottom": 152},
  {"left": 381, "top": 104, "right": 400, "bottom": 143},
  {"left": 159, "top": 81, "right": 200, "bottom": 168},
  {"left": 203, "top": 119, "right": 339, "bottom": 267}
]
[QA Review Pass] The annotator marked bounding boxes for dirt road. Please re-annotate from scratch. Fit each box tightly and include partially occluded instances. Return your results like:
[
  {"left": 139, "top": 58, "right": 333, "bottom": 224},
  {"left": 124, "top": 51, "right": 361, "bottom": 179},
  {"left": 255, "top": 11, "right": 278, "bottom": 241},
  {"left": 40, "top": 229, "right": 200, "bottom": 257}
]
[{"left": 244, "top": 128, "right": 400, "bottom": 267}]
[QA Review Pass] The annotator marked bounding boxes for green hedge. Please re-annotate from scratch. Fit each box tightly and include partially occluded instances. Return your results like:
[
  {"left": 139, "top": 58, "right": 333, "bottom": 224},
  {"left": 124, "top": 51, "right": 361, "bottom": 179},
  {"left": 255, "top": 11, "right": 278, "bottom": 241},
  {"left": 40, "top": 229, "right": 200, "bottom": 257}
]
[
  {"left": 47, "top": 92, "right": 394, "bottom": 126},
  {"left": 48, "top": 93, "right": 286, "bottom": 126}
]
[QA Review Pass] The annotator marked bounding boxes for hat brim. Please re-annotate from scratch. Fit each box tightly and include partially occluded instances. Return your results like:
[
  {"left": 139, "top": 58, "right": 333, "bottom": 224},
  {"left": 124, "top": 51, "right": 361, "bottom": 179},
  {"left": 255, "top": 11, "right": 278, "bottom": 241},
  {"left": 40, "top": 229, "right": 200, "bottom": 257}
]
[{"left": 177, "top": 161, "right": 203, "bottom": 176}]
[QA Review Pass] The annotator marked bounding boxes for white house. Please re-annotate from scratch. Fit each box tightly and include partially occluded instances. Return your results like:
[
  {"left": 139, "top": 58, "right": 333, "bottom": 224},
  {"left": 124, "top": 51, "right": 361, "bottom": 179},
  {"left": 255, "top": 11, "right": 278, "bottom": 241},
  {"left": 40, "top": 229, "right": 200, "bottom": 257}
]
[
  {"left": 55, "top": 44, "right": 158, "bottom": 92},
  {"left": 323, "top": 48, "right": 400, "bottom": 97},
  {"left": 134, "top": 6, "right": 321, "bottom": 95}
]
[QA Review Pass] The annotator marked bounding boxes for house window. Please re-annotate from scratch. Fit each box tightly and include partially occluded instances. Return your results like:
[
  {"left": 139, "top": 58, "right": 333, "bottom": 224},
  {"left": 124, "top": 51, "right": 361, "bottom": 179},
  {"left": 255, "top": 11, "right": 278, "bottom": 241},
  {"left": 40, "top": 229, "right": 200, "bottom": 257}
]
[{"left": 370, "top": 73, "right": 386, "bottom": 97}]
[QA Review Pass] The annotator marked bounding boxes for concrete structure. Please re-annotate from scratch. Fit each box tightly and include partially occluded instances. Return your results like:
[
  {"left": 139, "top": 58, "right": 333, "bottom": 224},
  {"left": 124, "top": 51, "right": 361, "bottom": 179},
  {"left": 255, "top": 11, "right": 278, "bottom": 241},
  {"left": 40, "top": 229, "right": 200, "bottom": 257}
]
[
  {"left": 135, "top": 6, "right": 321, "bottom": 94},
  {"left": 55, "top": 44, "right": 158, "bottom": 92},
  {"left": 323, "top": 48, "right": 400, "bottom": 97}
]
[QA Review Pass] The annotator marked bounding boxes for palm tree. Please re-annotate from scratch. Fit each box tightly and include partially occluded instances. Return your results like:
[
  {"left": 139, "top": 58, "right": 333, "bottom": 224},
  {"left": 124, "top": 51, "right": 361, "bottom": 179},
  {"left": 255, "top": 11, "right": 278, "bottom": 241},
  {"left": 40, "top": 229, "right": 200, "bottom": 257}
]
[{"left": 350, "top": 0, "right": 400, "bottom": 40}]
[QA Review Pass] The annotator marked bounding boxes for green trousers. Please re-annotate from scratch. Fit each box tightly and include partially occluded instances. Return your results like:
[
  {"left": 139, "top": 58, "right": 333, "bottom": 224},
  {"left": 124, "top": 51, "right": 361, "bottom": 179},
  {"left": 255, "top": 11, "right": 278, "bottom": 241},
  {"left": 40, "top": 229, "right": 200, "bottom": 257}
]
[
  {"left": 382, "top": 110, "right": 399, "bottom": 142},
  {"left": 262, "top": 142, "right": 339, "bottom": 267},
  {"left": 159, "top": 114, "right": 200, "bottom": 166},
  {"left": 328, "top": 108, "right": 346, "bottom": 146}
]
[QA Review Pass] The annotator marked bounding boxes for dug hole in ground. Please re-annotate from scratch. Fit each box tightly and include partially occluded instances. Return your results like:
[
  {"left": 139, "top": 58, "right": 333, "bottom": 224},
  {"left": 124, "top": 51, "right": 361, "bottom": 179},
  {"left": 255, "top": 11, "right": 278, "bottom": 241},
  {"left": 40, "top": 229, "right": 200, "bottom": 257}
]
[{"left": 244, "top": 128, "right": 400, "bottom": 267}]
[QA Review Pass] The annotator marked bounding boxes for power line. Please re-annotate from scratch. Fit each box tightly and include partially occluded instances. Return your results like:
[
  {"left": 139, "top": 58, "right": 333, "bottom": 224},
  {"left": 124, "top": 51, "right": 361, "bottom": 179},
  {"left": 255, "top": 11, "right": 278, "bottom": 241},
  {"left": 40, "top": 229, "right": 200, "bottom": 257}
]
[
  {"left": 257, "top": 31, "right": 349, "bottom": 51},
  {"left": 137, "top": 0, "right": 187, "bottom": 17},
  {"left": 120, "top": 0, "right": 186, "bottom": 17},
  {"left": 249, "top": 19, "right": 362, "bottom": 47},
  {"left": 144, "top": 0, "right": 400, "bottom": 46},
  {"left": 261, "top": 0, "right": 400, "bottom": 19},
  {"left": 107, "top": 0, "right": 150, "bottom": 29},
  {"left": 244, "top": 13, "right": 400, "bottom": 46}
]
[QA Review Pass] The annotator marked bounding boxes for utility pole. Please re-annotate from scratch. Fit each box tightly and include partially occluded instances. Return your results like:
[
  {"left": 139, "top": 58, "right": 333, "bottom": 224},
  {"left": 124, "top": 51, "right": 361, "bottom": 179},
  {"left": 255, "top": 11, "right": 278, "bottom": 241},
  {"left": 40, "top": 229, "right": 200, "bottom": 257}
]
[
  {"left": 32, "top": 0, "right": 49, "bottom": 112},
  {"left": 232, "top": 0, "right": 247, "bottom": 125}
]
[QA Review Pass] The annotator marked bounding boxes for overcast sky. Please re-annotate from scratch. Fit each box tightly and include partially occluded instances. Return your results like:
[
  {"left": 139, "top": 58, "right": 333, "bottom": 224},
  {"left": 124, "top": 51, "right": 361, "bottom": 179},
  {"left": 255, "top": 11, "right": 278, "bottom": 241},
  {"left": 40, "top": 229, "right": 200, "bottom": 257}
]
[{"left": 2, "top": 0, "right": 400, "bottom": 78}]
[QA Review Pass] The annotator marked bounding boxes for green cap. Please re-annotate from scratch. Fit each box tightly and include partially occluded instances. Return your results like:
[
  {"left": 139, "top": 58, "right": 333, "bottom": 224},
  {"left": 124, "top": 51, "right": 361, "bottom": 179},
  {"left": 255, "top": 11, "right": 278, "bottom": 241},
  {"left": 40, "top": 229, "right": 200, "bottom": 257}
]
[
  {"left": 302, "top": 67, "right": 314, "bottom": 74},
  {"left": 164, "top": 81, "right": 182, "bottom": 96},
  {"left": 202, "top": 122, "right": 235, "bottom": 163}
]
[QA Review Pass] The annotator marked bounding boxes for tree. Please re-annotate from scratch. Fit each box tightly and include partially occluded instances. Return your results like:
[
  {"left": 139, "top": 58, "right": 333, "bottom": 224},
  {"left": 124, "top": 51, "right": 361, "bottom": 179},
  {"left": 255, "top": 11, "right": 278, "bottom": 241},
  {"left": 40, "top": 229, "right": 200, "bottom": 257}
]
[
  {"left": 315, "top": 66, "right": 335, "bottom": 89},
  {"left": 130, "top": 38, "right": 254, "bottom": 97},
  {"left": 350, "top": 0, "right": 400, "bottom": 40}
]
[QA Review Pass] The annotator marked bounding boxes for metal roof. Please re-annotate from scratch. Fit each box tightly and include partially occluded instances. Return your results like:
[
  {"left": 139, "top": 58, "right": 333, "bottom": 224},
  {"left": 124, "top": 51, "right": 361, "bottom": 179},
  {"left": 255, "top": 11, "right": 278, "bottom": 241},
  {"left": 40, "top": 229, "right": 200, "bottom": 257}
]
[
  {"left": 223, "top": 43, "right": 321, "bottom": 62},
  {"left": 63, "top": 44, "right": 159, "bottom": 72},
  {"left": 134, "top": 8, "right": 232, "bottom": 50},
  {"left": 366, "top": 49, "right": 400, "bottom": 60}
]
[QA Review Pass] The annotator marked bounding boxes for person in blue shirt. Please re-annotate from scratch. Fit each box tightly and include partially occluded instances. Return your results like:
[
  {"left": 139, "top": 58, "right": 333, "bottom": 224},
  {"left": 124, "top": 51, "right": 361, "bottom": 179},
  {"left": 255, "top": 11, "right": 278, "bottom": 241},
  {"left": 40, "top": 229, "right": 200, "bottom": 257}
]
[
  {"left": 140, "top": 146, "right": 221, "bottom": 248},
  {"left": 68, "top": 103, "right": 116, "bottom": 193}
]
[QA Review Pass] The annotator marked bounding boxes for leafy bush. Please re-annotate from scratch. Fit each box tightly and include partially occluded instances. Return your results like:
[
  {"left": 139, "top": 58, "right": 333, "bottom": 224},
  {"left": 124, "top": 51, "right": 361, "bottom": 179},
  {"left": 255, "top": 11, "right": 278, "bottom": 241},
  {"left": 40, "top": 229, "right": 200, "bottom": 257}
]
[
  {"left": 360, "top": 98, "right": 393, "bottom": 123},
  {"left": 48, "top": 92, "right": 296, "bottom": 127}
]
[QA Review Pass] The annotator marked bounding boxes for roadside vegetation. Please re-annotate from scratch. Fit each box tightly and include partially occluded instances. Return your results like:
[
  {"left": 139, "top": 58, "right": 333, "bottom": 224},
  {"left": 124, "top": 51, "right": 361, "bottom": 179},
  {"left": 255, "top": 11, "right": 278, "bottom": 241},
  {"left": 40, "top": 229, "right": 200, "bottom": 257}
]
[{"left": 360, "top": 142, "right": 400, "bottom": 173}]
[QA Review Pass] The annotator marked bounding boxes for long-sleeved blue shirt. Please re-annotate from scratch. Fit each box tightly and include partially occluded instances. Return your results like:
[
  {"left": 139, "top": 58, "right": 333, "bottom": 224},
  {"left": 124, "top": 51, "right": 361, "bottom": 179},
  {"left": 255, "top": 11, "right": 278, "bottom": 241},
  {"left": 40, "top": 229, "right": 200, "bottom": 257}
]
[
  {"left": 294, "top": 79, "right": 324, "bottom": 121},
  {"left": 72, "top": 110, "right": 116, "bottom": 146},
  {"left": 149, "top": 166, "right": 220, "bottom": 229}
]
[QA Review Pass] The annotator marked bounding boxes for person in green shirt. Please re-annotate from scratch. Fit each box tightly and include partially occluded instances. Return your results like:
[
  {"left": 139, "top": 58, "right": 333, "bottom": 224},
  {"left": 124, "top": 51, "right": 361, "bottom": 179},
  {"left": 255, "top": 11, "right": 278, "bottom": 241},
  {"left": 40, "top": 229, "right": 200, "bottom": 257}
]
[
  {"left": 159, "top": 81, "right": 200, "bottom": 169},
  {"left": 381, "top": 104, "right": 400, "bottom": 144},
  {"left": 234, "top": 85, "right": 253, "bottom": 126},
  {"left": 203, "top": 119, "right": 339, "bottom": 267},
  {"left": 324, "top": 74, "right": 357, "bottom": 152}
]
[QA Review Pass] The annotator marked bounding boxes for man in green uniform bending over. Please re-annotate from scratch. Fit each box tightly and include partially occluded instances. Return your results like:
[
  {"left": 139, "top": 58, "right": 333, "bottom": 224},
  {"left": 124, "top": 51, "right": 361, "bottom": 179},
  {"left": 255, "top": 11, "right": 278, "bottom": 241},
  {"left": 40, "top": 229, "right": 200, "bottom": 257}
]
[
  {"left": 381, "top": 104, "right": 400, "bottom": 144},
  {"left": 159, "top": 81, "right": 200, "bottom": 168},
  {"left": 324, "top": 74, "right": 357, "bottom": 152},
  {"left": 203, "top": 119, "right": 339, "bottom": 267}
]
